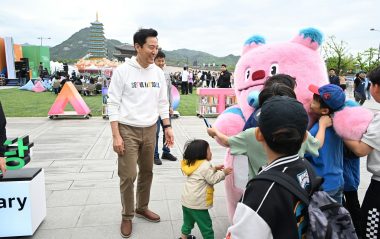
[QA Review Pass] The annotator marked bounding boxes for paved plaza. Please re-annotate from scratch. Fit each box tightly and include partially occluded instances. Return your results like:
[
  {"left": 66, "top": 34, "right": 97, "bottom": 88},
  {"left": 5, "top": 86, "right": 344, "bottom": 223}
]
[{"left": 3, "top": 98, "right": 378, "bottom": 239}]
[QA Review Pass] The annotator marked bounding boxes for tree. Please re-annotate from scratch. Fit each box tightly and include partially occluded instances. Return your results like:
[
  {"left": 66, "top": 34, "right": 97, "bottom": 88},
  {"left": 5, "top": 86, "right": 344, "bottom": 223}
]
[
  {"left": 356, "top": 48, "right": 380, "bottom": 73},
  {"left": 323, "top": 35, "right": 350, "bottom": 72}
]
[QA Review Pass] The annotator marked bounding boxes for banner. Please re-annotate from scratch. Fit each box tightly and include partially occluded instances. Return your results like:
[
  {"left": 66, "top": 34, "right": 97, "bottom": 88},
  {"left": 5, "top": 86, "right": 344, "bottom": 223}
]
[{"left": 4, "top": 37, "right": 16, "bottom": 79}]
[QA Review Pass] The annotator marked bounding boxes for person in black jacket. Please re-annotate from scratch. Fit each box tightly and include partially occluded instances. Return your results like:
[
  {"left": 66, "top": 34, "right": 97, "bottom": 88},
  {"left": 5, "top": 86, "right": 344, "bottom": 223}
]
[
  {"left": 217, "top": 64, "right": 231, "bottom": 88},
  {"left": 226, "top": 96, "right": 311, "bottom": 239},
  {"left": 328, "top": 68, "right": 340, "bottom": 86},
  {"left": 0, "top": 101, "right": 7, "bottom": 175}
]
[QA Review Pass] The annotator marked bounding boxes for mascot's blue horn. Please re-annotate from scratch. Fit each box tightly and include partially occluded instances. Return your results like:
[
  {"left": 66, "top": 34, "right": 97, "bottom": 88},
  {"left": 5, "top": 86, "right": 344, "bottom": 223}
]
[{"left": 299, "top": 28, "right": 323, "bottom": 45}]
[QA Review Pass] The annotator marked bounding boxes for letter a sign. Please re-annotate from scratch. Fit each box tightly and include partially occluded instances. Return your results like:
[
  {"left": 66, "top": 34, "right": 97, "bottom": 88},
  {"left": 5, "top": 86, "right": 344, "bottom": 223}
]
[{"left": 48, "top": 82, "right": 91, "bottom": 117}]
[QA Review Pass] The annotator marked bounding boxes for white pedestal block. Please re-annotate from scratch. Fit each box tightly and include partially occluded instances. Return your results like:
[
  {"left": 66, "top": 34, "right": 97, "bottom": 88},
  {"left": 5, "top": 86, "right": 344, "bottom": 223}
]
[{"left": 0, "top": 168, "right": 46, "bottom": 237}]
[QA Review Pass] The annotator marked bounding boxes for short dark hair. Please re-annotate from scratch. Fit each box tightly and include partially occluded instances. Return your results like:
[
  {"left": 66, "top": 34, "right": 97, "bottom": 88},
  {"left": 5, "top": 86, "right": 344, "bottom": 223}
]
[
  {"left": 221, "top": 64, "right": 227, "bottom": 67},
  {"left": 264, "top": 74, "right": 297, "bottom": 90},
  {"left": 184, "top": 66, "right": 188, "bottom": 70},
  {"left": 312, "top": 93, "right": 334, "bottom": 114},
  {"left": 133, "top": 28, "right": 158, "bottom": 47},
  {"left": 155, "top": 50, "right": 165, "bottom": 60},
  {"left": 329, "top": 68, "right": 336, "bottom": 72},
  {"left": 258, "top": 83, "right": 296, "bottom": 108},
  {"left": 183, "top": 139, "right": 209, "bottom": 166},
  {"left": 367, "top": 65, "right": 380, "bottom": 85}
]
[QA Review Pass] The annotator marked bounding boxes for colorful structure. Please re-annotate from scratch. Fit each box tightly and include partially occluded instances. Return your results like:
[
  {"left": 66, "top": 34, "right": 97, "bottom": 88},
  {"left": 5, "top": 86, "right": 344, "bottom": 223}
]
[
  {"left": 0, "top": 38, "right": 6, "bottom": 75},
  {"left": 32, "top": 81, "right": 46, "bottom": 93},
  {"left": 75, "top": 58, "right": 119, "bottom": 74},
  {"left": 88, "top": 12, "right": 106, "bottom": 59},
  {"left": 19, "top": 80, "right": 34, "bottom": 91},
  {"left": 22, "top": 46, "right": 50, "bottom": 78},
  {"left": 197, "top": 88, "right": 235, "bottom": 114},
  {"left": 48, "top": 82, "right": 91, "bottom": 118},
  {"left": 171, "top": 86, "right": 180, "bottom": 110}
]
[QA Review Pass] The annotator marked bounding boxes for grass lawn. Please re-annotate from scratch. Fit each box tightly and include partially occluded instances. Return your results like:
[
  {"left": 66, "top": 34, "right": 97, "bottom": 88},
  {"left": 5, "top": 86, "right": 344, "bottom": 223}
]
[{"left": 0, "top": 88, "right": 199, "bottom": 117}]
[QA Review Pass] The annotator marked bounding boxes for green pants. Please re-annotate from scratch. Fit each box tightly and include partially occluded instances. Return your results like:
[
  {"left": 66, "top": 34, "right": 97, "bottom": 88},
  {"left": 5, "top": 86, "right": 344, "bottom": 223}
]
[{"left": 181, "top": 206, "right": 214, "bottom": 239}]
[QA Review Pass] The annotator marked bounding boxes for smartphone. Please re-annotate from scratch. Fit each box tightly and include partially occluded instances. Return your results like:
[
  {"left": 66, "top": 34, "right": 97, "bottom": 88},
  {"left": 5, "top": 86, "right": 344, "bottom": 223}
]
[{"left": 203, "top": 118, "right": 212, "bottom": 128}]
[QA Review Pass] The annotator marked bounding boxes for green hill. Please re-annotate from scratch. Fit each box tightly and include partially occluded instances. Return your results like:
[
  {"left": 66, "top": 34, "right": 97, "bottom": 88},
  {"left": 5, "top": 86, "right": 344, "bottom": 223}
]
[
  {"left": 50, "top": 27, "right": 123, "bottom": 62},
  {"left": 50, "top": 27, "right": 240, "bottom": 67},
  {"left": 163, "top": 48, "right": 239, "bottom": 68}
]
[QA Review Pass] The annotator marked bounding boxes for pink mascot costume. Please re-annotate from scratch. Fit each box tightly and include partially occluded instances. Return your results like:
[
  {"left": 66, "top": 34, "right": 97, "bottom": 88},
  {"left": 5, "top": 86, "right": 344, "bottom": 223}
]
[
  {"left": 213, "top": 28, "right": 331, "bottom": 221},
  {"left": 215, "top": 27, "right": 375, "bottom": 221}
]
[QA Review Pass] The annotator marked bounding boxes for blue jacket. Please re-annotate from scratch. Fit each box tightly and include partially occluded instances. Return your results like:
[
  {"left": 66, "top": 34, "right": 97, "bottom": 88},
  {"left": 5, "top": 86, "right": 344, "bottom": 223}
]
[
  {"left": 305, "top": 122, "right": 344, "bottom": 192},
  {"left": 343, "top": 145, "right": 360, "bottom": 191}
]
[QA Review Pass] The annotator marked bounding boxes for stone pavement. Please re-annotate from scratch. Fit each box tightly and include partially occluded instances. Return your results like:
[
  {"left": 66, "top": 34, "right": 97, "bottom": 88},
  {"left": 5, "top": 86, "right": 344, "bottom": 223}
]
[{"left": 3, "top": 111, "right": 376, "bottom": 239}]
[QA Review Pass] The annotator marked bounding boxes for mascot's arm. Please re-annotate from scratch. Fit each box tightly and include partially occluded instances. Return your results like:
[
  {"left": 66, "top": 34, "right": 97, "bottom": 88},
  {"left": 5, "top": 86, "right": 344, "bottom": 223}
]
[
  {"left": 213, "top": 106, "right": 245, "bottom": 138},
  {"left": 344, "top": 140, "right": 373, "bottom": 157},
  {"left": 333, "top": 102, "right": 375, "bottom": 156},
  {"left": 333, "top": 104, "right": 374, "bottom": 140}
]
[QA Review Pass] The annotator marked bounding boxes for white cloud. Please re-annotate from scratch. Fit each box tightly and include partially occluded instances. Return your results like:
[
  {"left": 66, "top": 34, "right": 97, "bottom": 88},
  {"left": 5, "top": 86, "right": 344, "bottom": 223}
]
[{"left": 0, "top": 0, "right": 379, "bottom": 57}]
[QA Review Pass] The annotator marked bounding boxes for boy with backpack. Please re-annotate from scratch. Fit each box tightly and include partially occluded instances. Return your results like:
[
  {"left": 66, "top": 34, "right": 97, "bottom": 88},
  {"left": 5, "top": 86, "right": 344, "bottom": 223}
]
[
  {"left": 226, "top": 96, "right": 357, "bottom": 239},
  {"left": 226, "top": 96, "right": 313, "bottom": 238},
  {"left": 345, "top": 65, "right": 380, "bottom": 239}
]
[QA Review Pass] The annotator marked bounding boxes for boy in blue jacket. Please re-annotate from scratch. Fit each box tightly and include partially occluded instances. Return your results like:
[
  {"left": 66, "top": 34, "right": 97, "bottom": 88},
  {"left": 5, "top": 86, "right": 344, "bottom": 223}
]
[{"left": 306, "top": 84, "right": 345, "bottom": 204}]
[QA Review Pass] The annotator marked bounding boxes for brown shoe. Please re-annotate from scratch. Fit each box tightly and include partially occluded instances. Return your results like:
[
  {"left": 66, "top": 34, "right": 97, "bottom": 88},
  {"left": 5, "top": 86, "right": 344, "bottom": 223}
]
[
  {"left": 135, "top": 209, "right": 160, "bottom": 222},
  {"left": 120, "top": 219, "right": 132, "bottom": 238}
]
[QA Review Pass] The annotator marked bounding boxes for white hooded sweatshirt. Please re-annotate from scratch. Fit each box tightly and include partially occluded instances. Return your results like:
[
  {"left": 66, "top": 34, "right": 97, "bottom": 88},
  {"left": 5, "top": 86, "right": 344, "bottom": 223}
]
[{"left": 107, "top": 57, "right": 169, "bottom": 127}]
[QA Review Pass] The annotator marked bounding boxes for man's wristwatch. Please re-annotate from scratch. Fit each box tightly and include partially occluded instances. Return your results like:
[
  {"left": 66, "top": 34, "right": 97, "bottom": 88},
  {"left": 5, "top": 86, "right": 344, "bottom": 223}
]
[{"left": 162, "top": 124, "right": 171, "bottom": 129}]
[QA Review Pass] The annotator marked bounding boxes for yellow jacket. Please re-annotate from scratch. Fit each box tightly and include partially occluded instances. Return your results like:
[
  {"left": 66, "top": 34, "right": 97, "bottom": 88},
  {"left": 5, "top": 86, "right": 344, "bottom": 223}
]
[{"left": 181, "top": 159, "right": 226, "bottom": 210}]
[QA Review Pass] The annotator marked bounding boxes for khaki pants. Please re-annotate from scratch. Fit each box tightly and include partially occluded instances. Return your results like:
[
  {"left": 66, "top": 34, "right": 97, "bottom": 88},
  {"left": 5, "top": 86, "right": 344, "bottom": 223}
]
[{"left": 118, "top": 123, "right": 157, "bottom": 220}]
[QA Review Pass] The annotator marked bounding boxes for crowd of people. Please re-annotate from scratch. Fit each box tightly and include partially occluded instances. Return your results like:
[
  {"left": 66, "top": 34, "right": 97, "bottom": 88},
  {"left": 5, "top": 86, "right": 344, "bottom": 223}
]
[
  {"left": 169, "top": 65, "right": 233, "bottom": 95},
  {"left": 43, "top": 71, "right": 109, "bottom": 96},
  {"left": 328, "top": 68, "right": 372, "bottom": 105},
  {"left": 1, "top": 27, "right": 380, "bottom": 239}
]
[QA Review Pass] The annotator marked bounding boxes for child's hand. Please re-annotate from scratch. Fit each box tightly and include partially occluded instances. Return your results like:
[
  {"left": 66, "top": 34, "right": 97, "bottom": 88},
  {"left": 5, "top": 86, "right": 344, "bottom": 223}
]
[
  {"left": 215, "top": 164, "right": 224, "bottom": 171},
  {"left": 207, "top": 127, "right": 217, "bottom": 138},
  {"left": 319, "top": 115, "right": 332, "bottom": 128},
  {"left": 223, "top": 167, "right": 233, "bottom": 175}
]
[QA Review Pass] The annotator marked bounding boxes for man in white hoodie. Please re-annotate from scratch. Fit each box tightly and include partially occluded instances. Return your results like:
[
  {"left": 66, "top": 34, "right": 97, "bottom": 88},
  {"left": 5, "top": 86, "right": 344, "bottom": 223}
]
[{"left": 107, "top": 28, "right": 174, "bottom": 238}]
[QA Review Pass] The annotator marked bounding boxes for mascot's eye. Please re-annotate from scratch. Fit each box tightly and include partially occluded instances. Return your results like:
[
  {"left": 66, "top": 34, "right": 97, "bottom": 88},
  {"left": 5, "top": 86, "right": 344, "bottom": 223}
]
[
  {"left": 269, "top": 64, "right": 279, "bottom": 76},
  {"left": 244, "top": 68, "right": 251, "bottom": 82}
]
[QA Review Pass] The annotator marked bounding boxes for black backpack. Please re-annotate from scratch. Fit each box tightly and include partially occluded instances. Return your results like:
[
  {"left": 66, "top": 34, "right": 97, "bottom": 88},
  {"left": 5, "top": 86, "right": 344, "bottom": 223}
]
[{"left": 253, "top": 159, "right": 357, "bottom": 239}]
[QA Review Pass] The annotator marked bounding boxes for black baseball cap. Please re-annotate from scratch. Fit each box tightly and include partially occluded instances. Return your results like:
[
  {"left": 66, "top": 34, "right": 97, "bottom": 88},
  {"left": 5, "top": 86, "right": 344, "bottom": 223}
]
[{"left": 258, "top": 96, "right": 308, "bottom": 151}]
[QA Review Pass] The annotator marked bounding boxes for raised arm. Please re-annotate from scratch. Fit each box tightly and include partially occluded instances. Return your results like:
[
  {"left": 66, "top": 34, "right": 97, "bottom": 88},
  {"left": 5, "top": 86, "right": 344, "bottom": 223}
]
[
  {"left": 207, "top": 127, "right": 230, "bottom": 147},
  {"left": 344, "top": 139, "right": 373, "bottom": 157}
]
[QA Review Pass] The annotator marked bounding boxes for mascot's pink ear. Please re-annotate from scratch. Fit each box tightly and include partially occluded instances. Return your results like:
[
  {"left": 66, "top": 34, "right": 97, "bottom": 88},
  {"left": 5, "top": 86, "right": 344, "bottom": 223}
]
[
  {"left": 242, "top": 35, "right": 265, "bottom": 54},
  {"left": 291, "top": 27, "right": 323, "bottom": 51}
]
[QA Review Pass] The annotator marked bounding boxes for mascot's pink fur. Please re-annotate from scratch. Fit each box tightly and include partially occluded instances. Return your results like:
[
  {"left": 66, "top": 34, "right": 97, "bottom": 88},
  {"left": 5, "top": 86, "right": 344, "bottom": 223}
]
[{"left": 214, "top": 27, "right": 373, "bottom": 221}]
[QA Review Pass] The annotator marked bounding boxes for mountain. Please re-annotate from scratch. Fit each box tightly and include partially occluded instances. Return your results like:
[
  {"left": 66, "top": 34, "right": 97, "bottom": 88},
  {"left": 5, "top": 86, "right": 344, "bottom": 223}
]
[
  {"left": 163, "top": 49, "right": 240, "bottom": 68},
  {"left": 50, "top": 27, "right": 123, "bottom": 61},
  {"left": 50, "top": 27, "right": 240, "bottom": 67}
]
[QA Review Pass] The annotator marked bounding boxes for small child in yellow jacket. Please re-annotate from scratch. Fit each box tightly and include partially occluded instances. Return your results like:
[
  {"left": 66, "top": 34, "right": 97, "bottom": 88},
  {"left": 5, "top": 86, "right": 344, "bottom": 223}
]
[{"left": 179, "top": 139, "right": 232, "bottom": 239}]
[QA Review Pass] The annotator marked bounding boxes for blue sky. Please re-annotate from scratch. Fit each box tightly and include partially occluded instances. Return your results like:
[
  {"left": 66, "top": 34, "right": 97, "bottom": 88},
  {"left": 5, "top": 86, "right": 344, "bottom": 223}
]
[{"left": 0, "top": 0, "right": 379, "bottom": 57}]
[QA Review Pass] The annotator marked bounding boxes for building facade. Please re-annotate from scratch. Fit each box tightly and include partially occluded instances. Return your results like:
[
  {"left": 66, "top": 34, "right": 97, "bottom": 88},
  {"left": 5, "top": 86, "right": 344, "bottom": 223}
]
[{"left": 88, "top": 13, "right": 106, "bottom": 59}]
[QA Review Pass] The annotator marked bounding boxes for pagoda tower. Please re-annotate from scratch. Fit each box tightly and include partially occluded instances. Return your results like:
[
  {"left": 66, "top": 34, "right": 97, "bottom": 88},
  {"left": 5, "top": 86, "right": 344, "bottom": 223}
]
[{"left": 88, "top": 12, "right": 106, "bottom": 59}]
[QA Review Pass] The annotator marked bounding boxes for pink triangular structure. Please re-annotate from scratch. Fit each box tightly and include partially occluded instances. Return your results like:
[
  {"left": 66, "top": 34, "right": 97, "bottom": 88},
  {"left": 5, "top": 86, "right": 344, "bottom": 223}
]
[
  {"left": 32, "top": 81, "right": 46, "bottom": 92},
  {"left": 48, "top": 82, "right": 91, "bottom": 115}
]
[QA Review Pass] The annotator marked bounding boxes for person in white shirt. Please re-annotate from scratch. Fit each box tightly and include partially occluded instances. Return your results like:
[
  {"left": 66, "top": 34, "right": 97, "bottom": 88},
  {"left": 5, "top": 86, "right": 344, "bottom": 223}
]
[
  {"left": 107, "top": 28, "right": 174, "bottom": 238},
  {"left": 181, "top": 66, "right": 189, "bottom": 95}
]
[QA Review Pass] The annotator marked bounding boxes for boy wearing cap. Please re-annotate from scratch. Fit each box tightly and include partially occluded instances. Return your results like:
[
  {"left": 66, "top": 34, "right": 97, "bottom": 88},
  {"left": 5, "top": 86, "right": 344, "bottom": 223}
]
[
  {"left": 307, "top": 83, "right": 345, "bottom": 204},
  {"left": 344, "top": 65, "right": 380, "bottom": 239},
  {"left": 226, "top": 96, "right": 312, "bottom": 239}
]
